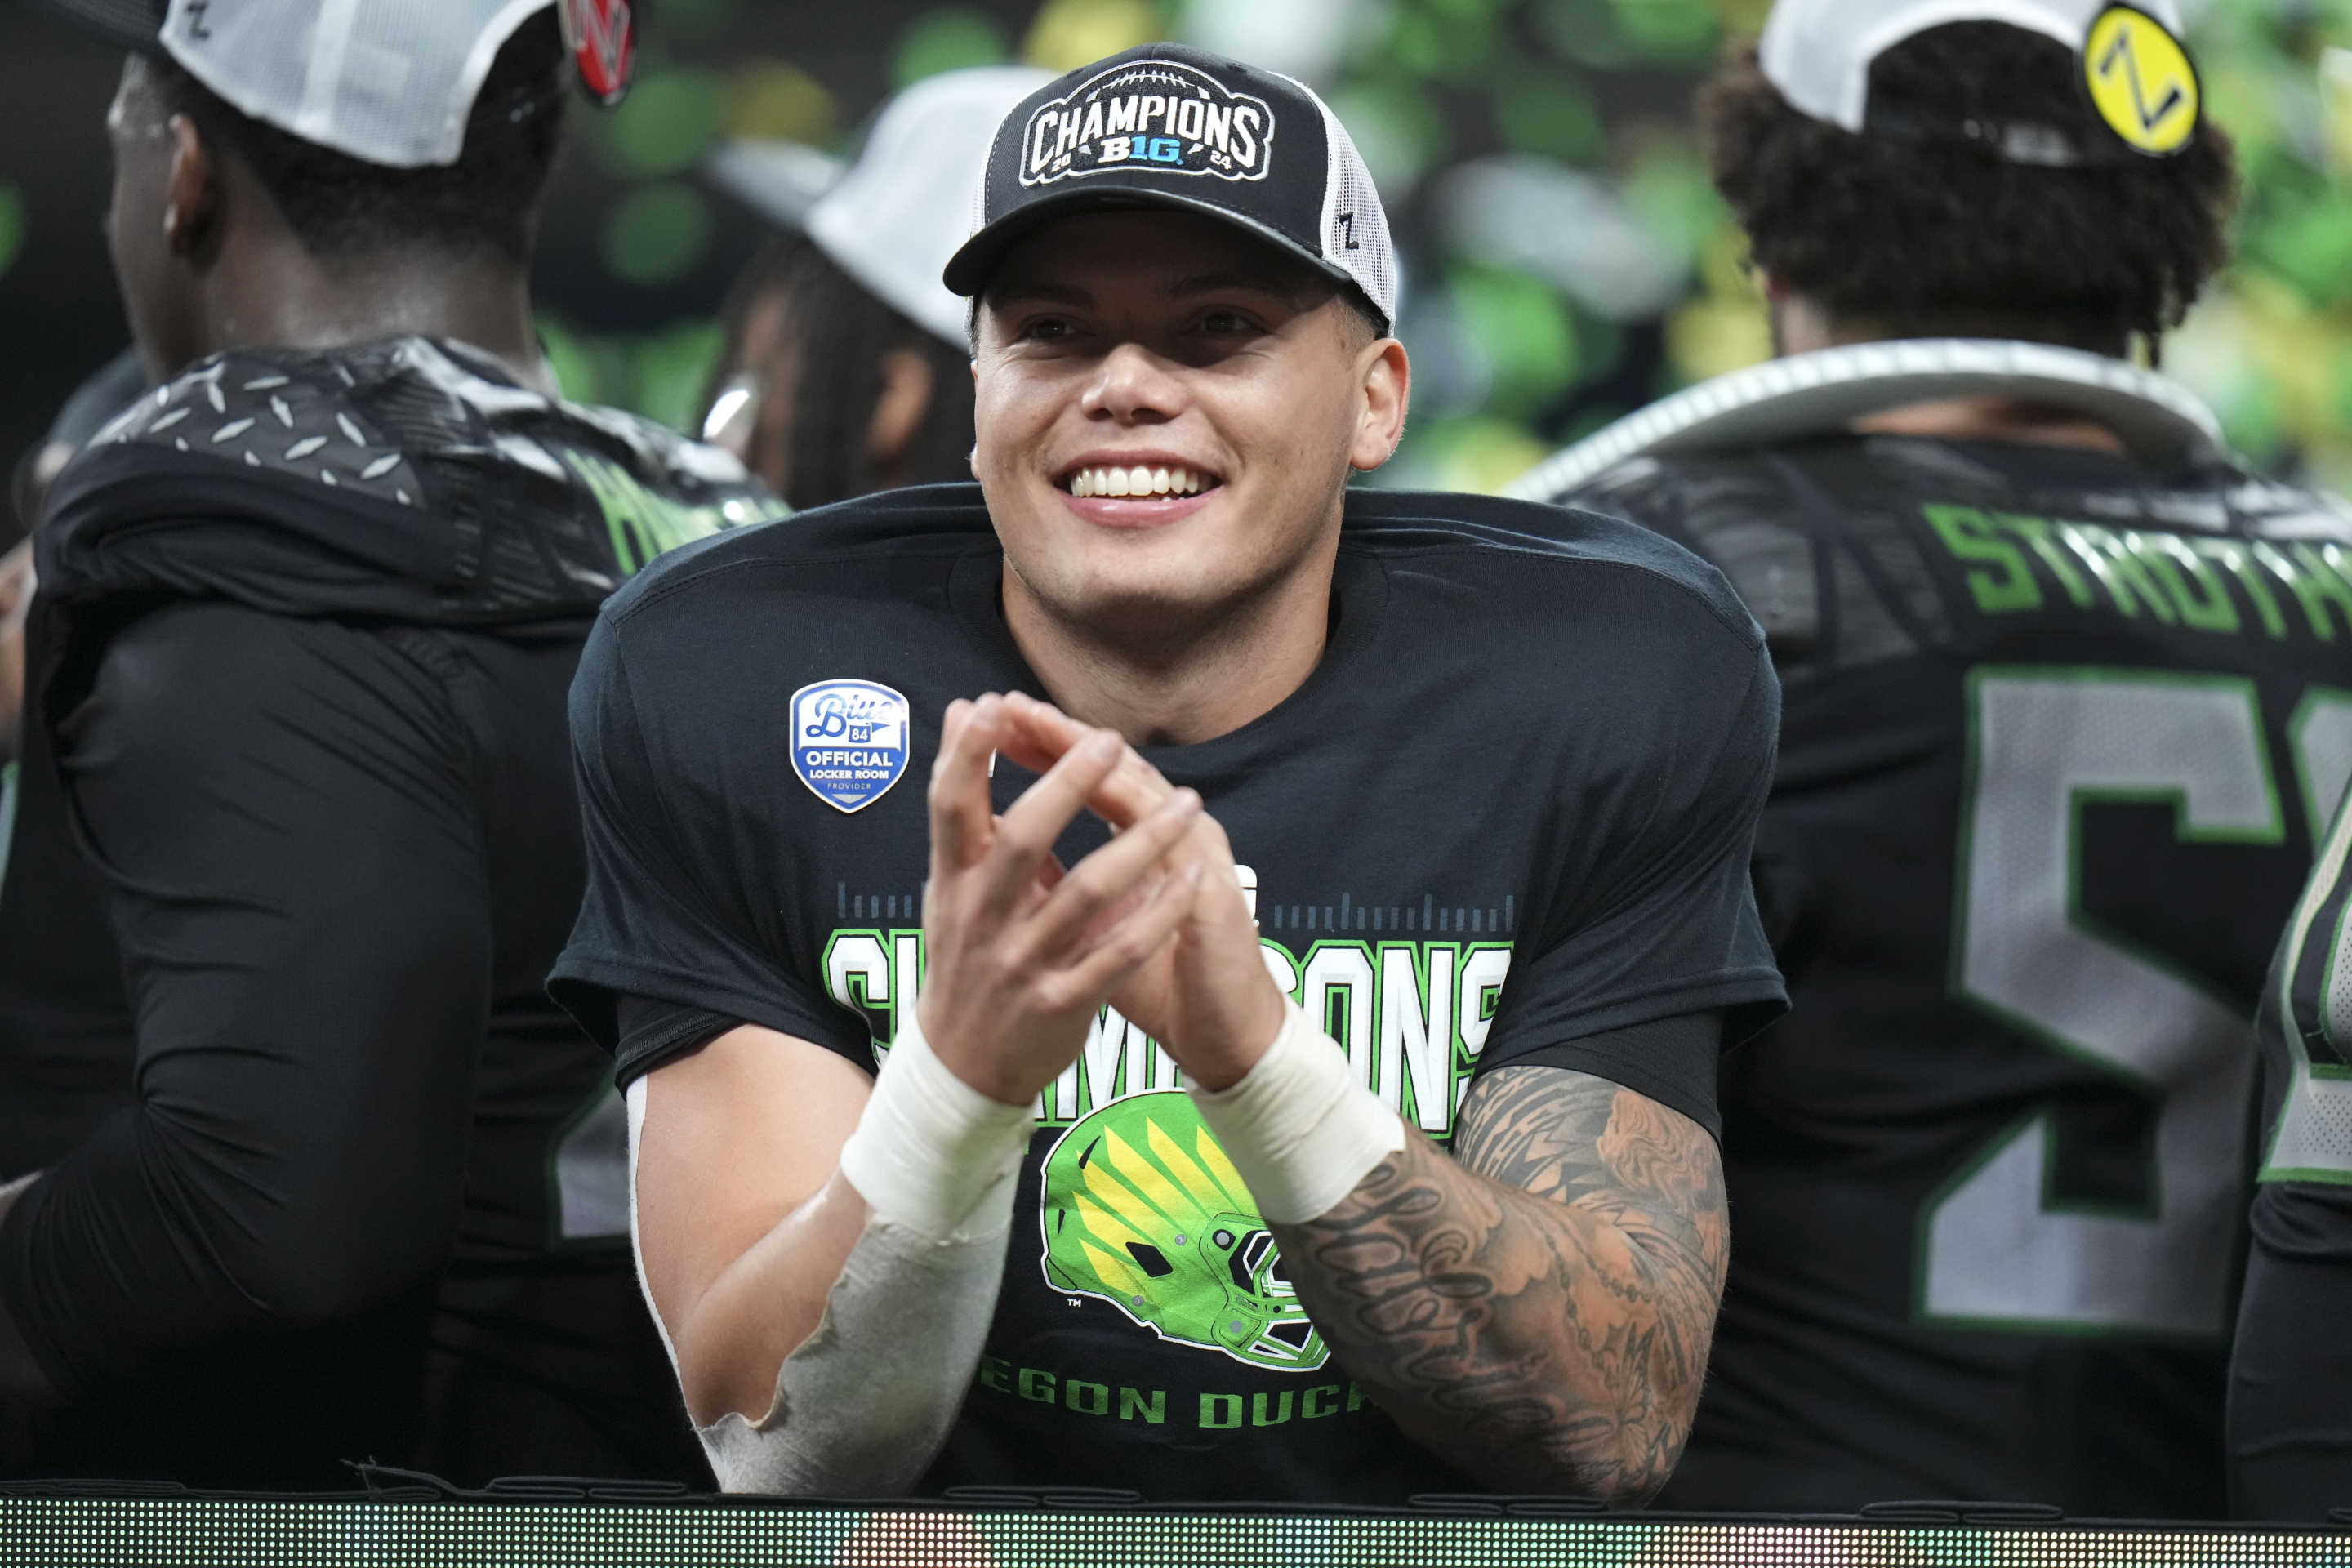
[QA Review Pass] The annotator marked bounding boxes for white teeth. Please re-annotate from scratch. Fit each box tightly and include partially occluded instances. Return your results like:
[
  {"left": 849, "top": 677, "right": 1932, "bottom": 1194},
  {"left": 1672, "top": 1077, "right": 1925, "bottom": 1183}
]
[{"left": 1067, "top": 464, "right": 1214, "bottom": 497}]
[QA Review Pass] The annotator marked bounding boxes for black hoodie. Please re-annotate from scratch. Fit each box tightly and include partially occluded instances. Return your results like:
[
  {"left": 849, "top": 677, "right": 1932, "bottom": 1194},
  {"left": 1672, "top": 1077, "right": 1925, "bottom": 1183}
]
[{"left": 0, "top": 337, "right": 780, "bottom": 1489}]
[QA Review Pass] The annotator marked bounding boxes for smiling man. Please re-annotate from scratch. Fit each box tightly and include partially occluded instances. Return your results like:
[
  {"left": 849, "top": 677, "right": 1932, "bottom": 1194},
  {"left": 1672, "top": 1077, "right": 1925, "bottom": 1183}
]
[{"left": 552, "top": 44, "right": 1786, "bottom": 1503}]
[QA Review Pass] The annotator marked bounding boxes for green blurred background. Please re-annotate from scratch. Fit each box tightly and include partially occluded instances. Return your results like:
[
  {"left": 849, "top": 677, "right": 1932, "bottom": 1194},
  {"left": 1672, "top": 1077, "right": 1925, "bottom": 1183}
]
[{"left": 7, "top": 0, "right": 2352, "bottom": 515}]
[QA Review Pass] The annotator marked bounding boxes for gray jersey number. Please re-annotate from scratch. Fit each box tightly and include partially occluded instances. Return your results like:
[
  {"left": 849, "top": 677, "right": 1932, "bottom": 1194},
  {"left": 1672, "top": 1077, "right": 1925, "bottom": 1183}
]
[{"left": 1929, "top": 669, "right": 2342, "bottom": 1334}]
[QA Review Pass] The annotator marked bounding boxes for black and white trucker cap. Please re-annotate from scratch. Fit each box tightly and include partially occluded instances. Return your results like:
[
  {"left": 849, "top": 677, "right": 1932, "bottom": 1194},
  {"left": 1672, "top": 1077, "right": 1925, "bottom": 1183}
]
[
  {"left": 942, "top": 43, "right": 1399, "bottom": 333},
  {"left": 1759, "top": 0, "right": 2202, "bottom": 162},
  {"left": 34, "top": 0, "right": 632, "bottom": 168}
]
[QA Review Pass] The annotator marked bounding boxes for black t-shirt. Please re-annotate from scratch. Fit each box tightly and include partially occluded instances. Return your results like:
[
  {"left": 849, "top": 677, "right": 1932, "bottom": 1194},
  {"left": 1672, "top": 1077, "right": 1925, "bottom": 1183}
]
[
  {"left": 2230, "top": 785, "right": 2352, "bottom": 1521},
  {"left": 1557, "top": 431, "right": 2352, "bottom": 1517},
  {"left": 551, "top": 481, "right": 1785, "bottom": 1503}
]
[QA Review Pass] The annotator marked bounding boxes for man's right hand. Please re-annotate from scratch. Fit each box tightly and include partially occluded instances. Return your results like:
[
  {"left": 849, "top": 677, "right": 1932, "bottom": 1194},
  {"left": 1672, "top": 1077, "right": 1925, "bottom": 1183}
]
[{"left": 915, "top": 693, "right": 1204, "bottom": 1106}]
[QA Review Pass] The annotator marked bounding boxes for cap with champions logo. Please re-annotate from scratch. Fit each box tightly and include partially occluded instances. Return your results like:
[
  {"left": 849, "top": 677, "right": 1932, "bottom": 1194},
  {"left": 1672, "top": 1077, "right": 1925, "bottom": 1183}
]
[
  {"left": 942, "top": 43, "right": 1398, "bottom": 333},
  {"left": 1760, "top": 0, "right": 2201, "bottom": 163},
  {"left": 31, "top": 0, "right": 634, "bottom": 167}
]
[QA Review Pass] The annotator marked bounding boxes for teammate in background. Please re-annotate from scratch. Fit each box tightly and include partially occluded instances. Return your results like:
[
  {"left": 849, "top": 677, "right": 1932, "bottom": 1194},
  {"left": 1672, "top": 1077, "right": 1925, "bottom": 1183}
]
[
  {"left": 553, "top": 45, "right": 1786, "bottom": 1502},
  {"left": 1519, "top": 0, "right": 2352, "bottom": 1517},
  {"left": 2230, "top": 800, "right": 2352, "bottom": 1519},
  {"left": 0, "top": 352, "right": 145, "bottom": 766},
  {"left": 11, "top": 350, "right": 148, "bottom": 545},
  {"left": 698, "top": 67, "right": 1049, "bottom": 510},
  {"left": 0, "top": 0, "right": 778, "bottom": 1486}
]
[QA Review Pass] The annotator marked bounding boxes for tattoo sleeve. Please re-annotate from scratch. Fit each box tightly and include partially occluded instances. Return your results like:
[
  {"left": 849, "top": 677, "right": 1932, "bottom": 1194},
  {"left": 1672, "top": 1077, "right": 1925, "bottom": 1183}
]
[{"left": 1269, "top": 1066, "right": 1728, "bottom": 1502}]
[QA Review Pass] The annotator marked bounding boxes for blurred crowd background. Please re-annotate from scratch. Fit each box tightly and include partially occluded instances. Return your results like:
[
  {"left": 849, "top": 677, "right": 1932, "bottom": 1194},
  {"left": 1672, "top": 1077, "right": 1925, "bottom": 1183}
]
[{"left": 7, "top": 0, "right": 2352, "bottom": 530}]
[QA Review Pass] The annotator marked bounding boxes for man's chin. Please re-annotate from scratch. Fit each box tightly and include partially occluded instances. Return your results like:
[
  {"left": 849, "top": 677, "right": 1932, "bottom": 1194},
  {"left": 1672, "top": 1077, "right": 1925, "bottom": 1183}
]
[{"left": 1008, "top": 556, "right": 1241, "bottom": 645}]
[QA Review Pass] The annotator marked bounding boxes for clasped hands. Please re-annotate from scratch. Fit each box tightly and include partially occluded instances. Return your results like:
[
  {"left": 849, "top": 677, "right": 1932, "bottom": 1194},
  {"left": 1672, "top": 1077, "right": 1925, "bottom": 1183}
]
[{"left": 914, "top": 690, "right": 1287, "bottom": 1107}]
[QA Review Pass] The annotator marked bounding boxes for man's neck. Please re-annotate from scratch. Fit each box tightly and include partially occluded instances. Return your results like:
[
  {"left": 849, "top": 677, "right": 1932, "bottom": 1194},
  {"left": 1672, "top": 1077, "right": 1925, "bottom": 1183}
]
[
  {"left": 194, "top": 246, "right": 550, "bottom": 393},
  {"left": 1771, "top": 293, "right": 2134, "bottom": 455},
  {"left": 1001, "top": 546, "right": 1339, "bottom": 749},
  {"left": 1850, "top": 395, "right": 2129, "bottom": 454}
]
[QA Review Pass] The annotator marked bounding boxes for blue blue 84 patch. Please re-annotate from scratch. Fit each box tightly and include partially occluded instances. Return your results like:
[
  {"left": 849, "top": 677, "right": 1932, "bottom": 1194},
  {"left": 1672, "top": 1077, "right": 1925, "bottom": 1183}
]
[{"left": 789, "top": 679, "right": 911, "bottom": 813}]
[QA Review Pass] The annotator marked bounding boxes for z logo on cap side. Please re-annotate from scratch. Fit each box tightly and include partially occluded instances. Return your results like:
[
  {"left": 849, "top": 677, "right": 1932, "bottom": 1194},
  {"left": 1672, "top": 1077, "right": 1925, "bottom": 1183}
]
[
  {"left": 1021, "top": 60, "right": 1275, "bottom": 187},
  {"left": 791, "top": 679, "right": 911, "bottom": 813},
  {"left": 2082, "top": 4, "right": 2198, "bottom": 156}
]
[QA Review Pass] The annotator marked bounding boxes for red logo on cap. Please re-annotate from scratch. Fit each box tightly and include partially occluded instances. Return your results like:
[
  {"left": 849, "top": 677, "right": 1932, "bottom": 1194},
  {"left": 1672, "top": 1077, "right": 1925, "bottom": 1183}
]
[{"left": 560, "top": 0, "right": 635, "bottom": 106}]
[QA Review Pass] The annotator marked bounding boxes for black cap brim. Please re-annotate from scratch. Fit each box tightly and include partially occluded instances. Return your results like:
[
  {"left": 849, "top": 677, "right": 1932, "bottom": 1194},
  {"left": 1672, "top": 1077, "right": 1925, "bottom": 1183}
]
[
  {"left": 26, "top": 0, "right": 167, "bottom": 51},
  {"left": 942, "top": 184, "right": 1381, "bottom": 330}
]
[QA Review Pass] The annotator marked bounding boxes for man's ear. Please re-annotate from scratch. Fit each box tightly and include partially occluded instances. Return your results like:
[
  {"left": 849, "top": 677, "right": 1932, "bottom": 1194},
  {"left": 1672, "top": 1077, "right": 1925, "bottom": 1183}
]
[
  {"left": 162, "top": 114, "right": 221, "bottom": 262},
  {"left": 1348, "top": 336, "right": 1410, "bottom": 474}
]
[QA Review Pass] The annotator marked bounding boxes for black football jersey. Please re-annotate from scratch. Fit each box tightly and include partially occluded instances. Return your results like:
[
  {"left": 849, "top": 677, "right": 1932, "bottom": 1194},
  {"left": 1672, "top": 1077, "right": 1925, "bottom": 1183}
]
[
  {"left": 0, "top": 338, "right": 778, "bottom": 1486},
  {"left": 2228, "top": 786, "right": 2352, "bottom": 1521},
  {"left": 552, "top": 481, "right": 1787, "bottom": 1503},
  {"left": 1554, "top": 414, "right": 2352, "bottom": 1517}
]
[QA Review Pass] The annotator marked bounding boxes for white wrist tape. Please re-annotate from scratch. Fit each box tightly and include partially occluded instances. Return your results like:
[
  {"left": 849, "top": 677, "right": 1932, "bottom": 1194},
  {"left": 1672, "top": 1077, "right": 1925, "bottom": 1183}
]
[
  {"left": 836, "top": 1007, "right": 1036, "bottom": 1243},
  {"left": 1186, "top": 1000, "right": 1405, "bottom": 1225}
]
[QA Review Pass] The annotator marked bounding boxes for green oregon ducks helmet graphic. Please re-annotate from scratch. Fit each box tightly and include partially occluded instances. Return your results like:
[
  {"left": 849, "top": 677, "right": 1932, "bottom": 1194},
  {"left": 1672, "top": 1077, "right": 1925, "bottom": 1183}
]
[{"left": 1040, "top": 1090, "right": 1328, "bottom": 1372}]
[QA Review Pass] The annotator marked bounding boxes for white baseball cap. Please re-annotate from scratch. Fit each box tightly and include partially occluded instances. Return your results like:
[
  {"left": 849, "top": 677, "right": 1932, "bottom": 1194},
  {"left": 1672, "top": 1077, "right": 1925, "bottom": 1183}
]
[
  {"left": 38, "top": 0, "right": 618, "bottom": 169},
  {"left": 706, "top": 67, "right": 1054, "bottom": 350},
  {"left": 1760, "top": 0, "right": 2196, "bottom": 155}
]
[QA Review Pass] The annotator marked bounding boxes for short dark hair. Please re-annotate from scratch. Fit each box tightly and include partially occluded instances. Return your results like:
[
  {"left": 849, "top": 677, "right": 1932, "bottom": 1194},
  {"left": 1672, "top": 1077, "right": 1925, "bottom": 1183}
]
[
  {"left": 149, "top": 11, "right": 566, "bottom": 266},
  {"left": 1336, "top": 287, "right": 1387, "bottom": 347},
  {"left": 1702, "top": 23, "right": 2238, "bottom": 351},
  {"left": 711, "top": 232, "right": 980, "bottom": 512}
]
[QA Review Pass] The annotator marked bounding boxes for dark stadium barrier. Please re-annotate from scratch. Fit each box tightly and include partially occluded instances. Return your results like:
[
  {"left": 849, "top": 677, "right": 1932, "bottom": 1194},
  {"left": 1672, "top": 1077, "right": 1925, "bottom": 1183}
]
[{"left": 2, "top": 1478, "right": 2349, "bottom": 1566}]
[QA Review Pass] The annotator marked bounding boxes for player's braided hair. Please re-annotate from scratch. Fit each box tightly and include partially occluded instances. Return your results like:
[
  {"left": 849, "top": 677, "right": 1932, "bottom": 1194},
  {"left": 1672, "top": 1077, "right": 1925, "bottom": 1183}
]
[
  {"left": 147, "top": 11, "right": 567, "bottom": 266},
  {"left": 711, "top": 232, "right": 979, "bottom": 511},
  {"left": 1702, "top": 22, "right": 2238, "bottom": 352}
]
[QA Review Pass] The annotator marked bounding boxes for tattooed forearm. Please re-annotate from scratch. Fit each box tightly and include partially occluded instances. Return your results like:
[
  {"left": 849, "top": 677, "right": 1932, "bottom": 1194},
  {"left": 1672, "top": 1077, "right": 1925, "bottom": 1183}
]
[{"left": 1270, "top": 1067, "right": 1727, "bottom": 1503}]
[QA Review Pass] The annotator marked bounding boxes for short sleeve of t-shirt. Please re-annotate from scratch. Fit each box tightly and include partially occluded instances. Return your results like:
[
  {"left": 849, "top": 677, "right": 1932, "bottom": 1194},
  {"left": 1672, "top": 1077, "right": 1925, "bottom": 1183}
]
[
  {"left": 1474, "top": 637, "right": 1784, "bottom": 1136},
  {"left": 550, "top": 612, "right": 870, "bottom": 1085}
]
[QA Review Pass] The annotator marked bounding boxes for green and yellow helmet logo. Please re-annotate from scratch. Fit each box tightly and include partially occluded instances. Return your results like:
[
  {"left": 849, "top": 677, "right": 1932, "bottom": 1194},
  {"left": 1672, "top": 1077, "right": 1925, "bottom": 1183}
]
[{"left": 1040, "top": 1090, "right": 1328, "bottom": 1372}]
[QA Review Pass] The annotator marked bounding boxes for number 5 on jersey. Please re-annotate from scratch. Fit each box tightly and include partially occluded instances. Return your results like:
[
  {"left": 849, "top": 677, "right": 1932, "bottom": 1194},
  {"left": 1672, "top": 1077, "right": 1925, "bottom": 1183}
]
[{"left": 1931, "top": 668, "right": 2352, "bottom": 1335}]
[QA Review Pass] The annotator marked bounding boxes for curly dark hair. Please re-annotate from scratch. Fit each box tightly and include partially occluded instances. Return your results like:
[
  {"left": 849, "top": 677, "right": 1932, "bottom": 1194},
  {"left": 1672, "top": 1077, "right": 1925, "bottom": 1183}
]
[
  {"left": 1701, "top": 22, "right": 2238, "bottom": 352},
  {"left": 149, "top": 11, "right": 567, "bottom": 266}
]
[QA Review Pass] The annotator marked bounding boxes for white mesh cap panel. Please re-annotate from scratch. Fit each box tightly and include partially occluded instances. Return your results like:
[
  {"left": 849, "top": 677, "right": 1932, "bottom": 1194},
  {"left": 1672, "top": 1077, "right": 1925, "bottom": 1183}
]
[
  {"left": 159, "top": 0, "right": 550, "bottom": 168},
  {"left": 1305, "top": 87, "right": 1398, "bottom": 331}
]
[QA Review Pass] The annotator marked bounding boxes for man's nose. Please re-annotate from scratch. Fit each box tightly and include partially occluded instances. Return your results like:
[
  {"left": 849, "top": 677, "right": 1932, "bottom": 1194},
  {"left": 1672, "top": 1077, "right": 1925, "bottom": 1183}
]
[{"left": 1079, "top": 341, "right": 1185, "bottom": 424}]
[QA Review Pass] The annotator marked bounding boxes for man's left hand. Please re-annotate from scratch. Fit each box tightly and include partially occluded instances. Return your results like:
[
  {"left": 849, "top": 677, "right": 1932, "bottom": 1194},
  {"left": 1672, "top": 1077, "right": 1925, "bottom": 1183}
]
[{"left": 993, "top": 693, "right": 1285, "bottom": 1089}]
